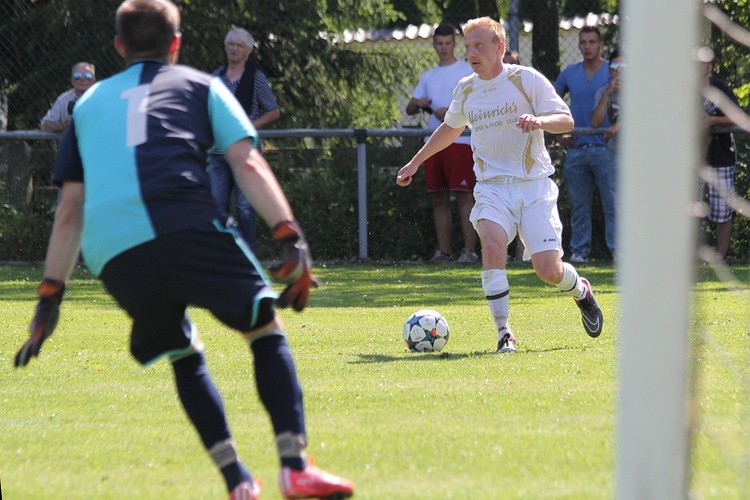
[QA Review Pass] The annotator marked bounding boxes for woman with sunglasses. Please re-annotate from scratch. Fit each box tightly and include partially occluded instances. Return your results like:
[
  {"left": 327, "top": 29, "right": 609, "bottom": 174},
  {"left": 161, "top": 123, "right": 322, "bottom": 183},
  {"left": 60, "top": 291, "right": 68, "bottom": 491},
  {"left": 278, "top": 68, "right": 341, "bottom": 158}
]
[{"left": 40, "top": 62, "right": 97, "bottom": 132}]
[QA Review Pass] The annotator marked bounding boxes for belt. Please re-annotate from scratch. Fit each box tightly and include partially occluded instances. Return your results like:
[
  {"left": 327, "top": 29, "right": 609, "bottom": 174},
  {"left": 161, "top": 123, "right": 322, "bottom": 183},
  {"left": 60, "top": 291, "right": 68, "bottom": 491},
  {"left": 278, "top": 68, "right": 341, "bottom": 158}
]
[
  {"left": 483, "top": 176, "right": 529, "bottom": 184},
  {"left": 573, "top": 143, "right": 606, "bottom": 149}
]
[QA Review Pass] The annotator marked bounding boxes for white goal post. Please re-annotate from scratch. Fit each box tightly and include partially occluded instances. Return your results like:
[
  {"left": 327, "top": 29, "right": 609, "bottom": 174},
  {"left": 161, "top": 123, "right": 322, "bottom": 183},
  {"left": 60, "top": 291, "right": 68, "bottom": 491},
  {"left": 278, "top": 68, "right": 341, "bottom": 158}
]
[{"left": 617, "top": 0, "right": 702, "bottom": 498}]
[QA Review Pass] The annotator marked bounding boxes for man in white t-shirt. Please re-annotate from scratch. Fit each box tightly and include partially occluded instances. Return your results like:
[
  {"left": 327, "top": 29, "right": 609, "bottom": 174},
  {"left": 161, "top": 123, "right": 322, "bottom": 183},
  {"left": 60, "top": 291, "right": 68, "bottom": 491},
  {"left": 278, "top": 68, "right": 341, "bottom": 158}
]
[
  {"left": 397, "top": 17, "right": 603, "bottom": 353},
  {"left": 405, "top": 23, "right": 478, "bottom": 264}
]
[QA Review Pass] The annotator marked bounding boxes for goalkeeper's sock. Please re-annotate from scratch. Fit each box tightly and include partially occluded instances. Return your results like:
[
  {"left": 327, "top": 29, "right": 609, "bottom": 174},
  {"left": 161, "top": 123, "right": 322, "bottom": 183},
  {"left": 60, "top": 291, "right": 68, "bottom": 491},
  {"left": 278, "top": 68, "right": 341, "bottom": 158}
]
[
  {"left": 250, "top": 332, "right": 307, "bottom": 470},
  {"left": 209, "top": 439, "right": 254, "bottom": 492},
  {"left": 172, "top": 353, "right": 252, "bottom": 489}
]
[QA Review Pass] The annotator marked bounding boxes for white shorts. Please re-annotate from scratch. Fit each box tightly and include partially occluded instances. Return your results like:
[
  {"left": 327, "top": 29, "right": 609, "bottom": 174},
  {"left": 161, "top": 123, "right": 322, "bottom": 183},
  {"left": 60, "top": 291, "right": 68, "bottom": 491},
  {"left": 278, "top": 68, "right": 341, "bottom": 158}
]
[{"left": 470, "top": 177, "right": 563, "bottom": 260}]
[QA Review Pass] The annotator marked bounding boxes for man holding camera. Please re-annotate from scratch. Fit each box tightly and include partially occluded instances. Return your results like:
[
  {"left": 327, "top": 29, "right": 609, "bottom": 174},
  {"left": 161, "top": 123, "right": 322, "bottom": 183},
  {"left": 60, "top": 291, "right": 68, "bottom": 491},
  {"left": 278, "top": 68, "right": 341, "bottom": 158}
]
[
  {"left": 405, "top": 23, "right": 478, "bottom": 263},
  {"left": 591, "top": 50, "right": 623, "bottom": 154},
  {"left": 40, "top": 62, "right": 97, "bottom": 132}
]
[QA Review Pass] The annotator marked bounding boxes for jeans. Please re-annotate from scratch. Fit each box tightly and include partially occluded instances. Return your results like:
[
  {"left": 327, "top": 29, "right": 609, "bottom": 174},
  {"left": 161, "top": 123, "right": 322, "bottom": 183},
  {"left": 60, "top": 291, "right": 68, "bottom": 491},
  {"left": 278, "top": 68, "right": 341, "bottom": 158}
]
[
  {"left": 562, "top": 145, "right": 617, "bottom": 257},
  {"left": 208, "top": 154, "right": 257, "bottom": 249}
]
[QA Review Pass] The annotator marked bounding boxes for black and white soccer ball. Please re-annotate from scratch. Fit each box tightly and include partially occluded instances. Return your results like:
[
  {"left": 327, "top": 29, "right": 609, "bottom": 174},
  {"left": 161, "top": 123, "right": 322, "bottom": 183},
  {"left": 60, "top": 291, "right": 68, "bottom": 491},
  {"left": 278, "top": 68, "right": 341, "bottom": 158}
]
[{"left": 403, "top": 309, "right": 450, "bottom": 352}]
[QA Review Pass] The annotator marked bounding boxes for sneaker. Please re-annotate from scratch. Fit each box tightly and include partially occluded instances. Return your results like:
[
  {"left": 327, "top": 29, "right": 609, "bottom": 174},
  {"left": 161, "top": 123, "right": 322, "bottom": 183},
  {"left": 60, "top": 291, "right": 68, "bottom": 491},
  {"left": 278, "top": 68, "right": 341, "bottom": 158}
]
[
  {"left": 495, "top": 326, "right": 516, "bottom": 353},
  {"left": 230, "top": 480, "right": 262, "bottom": 500},
  {"left": 428, "top": 250, "right": 454, "bottom": 263},
  {"left": 457, "top": 249, "right": 479, "bottom": 263},
  {"left": 574, "top": 278, "right": 603, "bottom": 338},
  {"left": 569, "top": 253, "right": 588, "bottom": 263},
  {"left": 279, "top": 465, "right": 354, "bottom": 499}
]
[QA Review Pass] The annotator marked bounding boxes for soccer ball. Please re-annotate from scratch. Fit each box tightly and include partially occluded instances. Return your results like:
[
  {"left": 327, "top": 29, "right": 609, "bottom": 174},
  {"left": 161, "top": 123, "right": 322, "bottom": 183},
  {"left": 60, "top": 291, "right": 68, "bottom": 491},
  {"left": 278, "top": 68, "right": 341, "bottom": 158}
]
[{"left": 403, "top": 309, "right": 450, "bottom": 352}]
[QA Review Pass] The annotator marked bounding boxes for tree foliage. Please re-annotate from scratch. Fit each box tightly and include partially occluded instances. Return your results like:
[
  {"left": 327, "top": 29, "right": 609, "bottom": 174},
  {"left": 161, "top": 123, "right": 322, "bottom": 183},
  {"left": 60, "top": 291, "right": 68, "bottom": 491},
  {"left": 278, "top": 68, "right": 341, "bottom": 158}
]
[
  {"left": 705, "top": 0, "right": 750, "bottom": 108},
  {"left": 0, "top": 0, "right": 414, "bottom": 131}
]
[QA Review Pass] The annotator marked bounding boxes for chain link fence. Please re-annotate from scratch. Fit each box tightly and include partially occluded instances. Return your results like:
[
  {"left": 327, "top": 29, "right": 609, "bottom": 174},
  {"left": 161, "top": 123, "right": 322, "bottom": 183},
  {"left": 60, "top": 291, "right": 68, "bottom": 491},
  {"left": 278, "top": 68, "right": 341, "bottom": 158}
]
[
  {"left": 6, "top": 1, "right": 746, "bottom": 265},
  {"left": 0, "top": 2, "right": 618, "bottom": 131},
  {"left": 0, "top": 1, "right": 625, "bottom": 261}
]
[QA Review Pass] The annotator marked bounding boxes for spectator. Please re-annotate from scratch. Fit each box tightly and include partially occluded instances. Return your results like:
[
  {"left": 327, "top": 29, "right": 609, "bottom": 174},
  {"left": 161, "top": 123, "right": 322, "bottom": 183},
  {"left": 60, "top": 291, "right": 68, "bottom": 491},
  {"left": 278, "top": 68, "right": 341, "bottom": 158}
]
[
  {"left": 40, "top": 62, "right": 96, "bottom": 132},
  {"left": 503, "top": 49, "right": 520, "bottom": 65},
  {"left": 702, "top": 60, "right": 740, "bottom": 261},
  {"left": 396, "top": 17, "right": 603, "bottom": 354},
  {"left": 208, "top": 28, "right": 280, "bottom": 250},
  {"left": 405, "top": 23, "right": 478, "bottom": 263},
  {"left": 591, "top": 50, "right": 623, "bottom": 151},
  {"left": 13, "top": 1, "right": 353, "bottom": 499},
  {"left": 503, "top": 48, "right": 524, "bottom": 262},
  {"left": 590, "top": 50, "right": 623, "bottom": 248},
  {"left": 555, "top": 26, "right": 616, "bottom": 262}
]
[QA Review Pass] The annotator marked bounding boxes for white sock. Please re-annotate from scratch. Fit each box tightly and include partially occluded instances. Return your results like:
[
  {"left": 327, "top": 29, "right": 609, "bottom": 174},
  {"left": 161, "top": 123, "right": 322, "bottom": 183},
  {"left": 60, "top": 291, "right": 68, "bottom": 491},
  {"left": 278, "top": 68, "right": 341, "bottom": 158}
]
[
  {"left": 481, "top": 269, "right": 510, "bottom": 333},
  {"left": 557, "top": 263, "right": 586, "bottom": 299}
]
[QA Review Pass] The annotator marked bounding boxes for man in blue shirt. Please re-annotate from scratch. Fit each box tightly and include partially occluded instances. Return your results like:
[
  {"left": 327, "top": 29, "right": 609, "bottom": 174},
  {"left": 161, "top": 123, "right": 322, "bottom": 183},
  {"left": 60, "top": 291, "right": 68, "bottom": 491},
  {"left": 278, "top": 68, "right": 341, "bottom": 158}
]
[
  {"left": 13, "top": 1, "right": 354, "bottom": 499},
  {"left": 555, "top": 26, "right": 616, "bottom": 262}
]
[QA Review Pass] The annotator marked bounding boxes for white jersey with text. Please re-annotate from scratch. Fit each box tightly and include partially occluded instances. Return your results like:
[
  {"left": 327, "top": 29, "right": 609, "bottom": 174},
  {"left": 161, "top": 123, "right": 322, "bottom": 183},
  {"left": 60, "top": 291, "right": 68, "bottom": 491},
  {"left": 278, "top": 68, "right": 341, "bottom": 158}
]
[{"left": 444, "top": 64, "right": 570, "bottom": 181}]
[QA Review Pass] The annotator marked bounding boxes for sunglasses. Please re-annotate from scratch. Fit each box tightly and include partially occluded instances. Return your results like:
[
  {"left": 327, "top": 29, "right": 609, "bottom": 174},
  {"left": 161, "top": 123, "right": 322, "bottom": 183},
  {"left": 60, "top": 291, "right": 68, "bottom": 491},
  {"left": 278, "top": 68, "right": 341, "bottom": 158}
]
[{"left": 72, "top": 71, "right": 94, "bottom": 81}]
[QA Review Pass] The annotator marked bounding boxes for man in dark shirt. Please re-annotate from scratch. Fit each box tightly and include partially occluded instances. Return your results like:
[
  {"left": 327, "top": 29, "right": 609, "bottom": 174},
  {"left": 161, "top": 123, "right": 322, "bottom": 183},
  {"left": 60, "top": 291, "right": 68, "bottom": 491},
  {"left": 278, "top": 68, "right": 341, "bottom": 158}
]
[{"left": 703, "top": 61, "right": 739, "bottom": 261}]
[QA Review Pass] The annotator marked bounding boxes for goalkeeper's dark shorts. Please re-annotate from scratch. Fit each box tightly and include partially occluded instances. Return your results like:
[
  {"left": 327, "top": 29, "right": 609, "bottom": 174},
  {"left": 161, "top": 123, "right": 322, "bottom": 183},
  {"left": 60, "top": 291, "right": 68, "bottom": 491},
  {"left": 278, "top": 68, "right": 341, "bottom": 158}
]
[{"left": 99, "top": 220, "right": 279, "bottom": 365}]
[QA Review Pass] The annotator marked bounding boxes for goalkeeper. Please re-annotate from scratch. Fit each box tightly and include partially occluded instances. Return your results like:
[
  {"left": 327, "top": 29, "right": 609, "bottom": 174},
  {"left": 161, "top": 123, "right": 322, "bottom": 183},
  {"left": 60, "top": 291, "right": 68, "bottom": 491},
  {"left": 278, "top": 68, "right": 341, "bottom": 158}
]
[{"left": 13, "top": 1, "right": 354, "bottom": 499}]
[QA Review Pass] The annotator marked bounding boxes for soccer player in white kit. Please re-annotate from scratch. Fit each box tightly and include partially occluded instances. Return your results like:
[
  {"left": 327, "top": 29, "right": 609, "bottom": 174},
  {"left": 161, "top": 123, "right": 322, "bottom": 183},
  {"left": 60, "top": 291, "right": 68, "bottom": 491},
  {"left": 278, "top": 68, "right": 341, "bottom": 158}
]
[{"left": 396, "top": 16, "right": 603, "bottom": 352}]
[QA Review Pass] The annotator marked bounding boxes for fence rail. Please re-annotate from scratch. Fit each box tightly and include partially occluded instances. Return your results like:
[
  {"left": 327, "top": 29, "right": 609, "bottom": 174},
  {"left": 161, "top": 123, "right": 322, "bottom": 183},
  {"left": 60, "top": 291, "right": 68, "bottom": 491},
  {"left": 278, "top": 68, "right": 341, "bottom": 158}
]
[
  {"left": 1, "top": 125, "right": 746, "bottom": 260},
  {"left": 1, "top": 126, "right": 610, "bottom": 260}
]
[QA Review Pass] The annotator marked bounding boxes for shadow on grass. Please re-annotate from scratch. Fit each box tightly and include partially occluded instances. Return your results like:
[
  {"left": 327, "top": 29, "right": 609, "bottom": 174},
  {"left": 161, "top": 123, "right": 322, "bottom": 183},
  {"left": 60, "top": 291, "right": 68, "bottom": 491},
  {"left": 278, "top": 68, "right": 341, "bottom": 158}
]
[{"left": 353, "top": 344, "right": 588, "bottom": 363}]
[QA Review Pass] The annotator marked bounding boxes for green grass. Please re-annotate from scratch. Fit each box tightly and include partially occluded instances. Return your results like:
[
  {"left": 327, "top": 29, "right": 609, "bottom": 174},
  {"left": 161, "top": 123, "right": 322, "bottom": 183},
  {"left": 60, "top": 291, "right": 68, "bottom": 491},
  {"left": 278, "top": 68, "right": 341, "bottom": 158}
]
[{"left": 0, "top": 263, "right": 747, "bottom": 499}]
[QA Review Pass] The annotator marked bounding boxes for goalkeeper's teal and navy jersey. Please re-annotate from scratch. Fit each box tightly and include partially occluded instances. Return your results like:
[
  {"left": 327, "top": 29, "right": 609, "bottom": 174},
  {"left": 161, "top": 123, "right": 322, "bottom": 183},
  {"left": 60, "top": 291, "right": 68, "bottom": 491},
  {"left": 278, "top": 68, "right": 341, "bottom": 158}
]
[{"left": 53, "top": 60, "right": 257, "bottom": 276}]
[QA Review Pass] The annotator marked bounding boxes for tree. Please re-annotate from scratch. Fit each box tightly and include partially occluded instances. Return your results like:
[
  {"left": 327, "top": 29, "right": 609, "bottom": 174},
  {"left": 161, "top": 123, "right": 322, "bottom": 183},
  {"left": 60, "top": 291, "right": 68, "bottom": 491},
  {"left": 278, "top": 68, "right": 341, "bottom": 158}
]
[
  {"left": 523, "top": 0, "right": 561, "bottom": 80},
  {"left": 705, "top": 0, "right": 750, "bottom": 108},
  {"left": 561, "top": 0, "right": 602, "bottom": 17}
]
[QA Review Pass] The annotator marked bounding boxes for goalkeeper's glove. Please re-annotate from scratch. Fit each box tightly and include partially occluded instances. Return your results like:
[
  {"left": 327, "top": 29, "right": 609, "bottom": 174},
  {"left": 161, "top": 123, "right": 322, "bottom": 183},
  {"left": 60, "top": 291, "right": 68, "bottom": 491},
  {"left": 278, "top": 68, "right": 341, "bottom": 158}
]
[
  {"left": 269, "top": 220, "right": 319, "bottom": 311},
  {"left": 14, "top": 278, "right": 66, "bottom": 368}
]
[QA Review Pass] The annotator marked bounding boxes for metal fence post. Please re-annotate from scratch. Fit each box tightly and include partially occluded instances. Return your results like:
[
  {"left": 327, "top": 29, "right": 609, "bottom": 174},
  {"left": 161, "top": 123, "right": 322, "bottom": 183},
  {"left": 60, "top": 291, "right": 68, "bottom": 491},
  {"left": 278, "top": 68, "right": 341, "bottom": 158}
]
[
  {"left": 508, "top": 0, "right": 521, "bottom": 52},
  {"left": 354, "top": 129, "right": 368, "bottom": 260}
]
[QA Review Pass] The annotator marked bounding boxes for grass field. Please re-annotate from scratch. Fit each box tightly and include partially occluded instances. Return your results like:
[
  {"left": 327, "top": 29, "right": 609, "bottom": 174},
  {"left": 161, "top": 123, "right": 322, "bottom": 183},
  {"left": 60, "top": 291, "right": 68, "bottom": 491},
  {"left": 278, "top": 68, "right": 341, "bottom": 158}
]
[{"left": 1, "top": 262, "right": 747, "bottom": 499}]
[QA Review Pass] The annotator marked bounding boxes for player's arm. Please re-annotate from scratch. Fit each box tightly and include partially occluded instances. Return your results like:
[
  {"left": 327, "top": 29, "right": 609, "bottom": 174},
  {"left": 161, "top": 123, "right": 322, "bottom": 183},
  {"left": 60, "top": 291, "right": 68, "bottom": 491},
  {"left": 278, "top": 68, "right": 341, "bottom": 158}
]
[
  {"left": 15, "top": 181, "right": 84, "bottom": 367},
  {"left": 44, "top": 182, "right": 85, "bottom": 280},
  {"left": 225, "top": 138, "right": 317, "bottom": 311},
  {"left": 517, "top": 112, "right": 574, "bottom": 135},
  {"left": 544, "top": 113, "right": 574, "bottom": 134},
  {"left": 396, "top": 122, "right": 463, "bottom": 186}
]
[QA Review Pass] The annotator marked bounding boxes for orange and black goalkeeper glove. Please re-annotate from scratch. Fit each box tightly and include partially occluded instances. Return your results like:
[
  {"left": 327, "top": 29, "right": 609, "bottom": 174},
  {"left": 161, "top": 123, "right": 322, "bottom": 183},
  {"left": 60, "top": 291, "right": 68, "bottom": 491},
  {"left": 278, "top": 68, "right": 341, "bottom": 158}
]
[
  {"left": 270, "top": 221, "right": 319, "bottom": 311},
  {"left": 15, "top": 278, "right": 66, "bottom": 367}
]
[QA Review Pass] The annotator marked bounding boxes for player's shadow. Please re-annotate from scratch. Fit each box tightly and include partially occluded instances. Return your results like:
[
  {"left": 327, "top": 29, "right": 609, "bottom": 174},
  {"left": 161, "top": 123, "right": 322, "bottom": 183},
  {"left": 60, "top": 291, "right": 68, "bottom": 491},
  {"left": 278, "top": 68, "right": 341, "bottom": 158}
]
[
  {"left": 352, "top": 344, "right": 589, "bottom": 363},
  {"left": 522, "top": 344, "right": 591, "bottom": 354},
  {"left": 352, "top": 352, "right": 487, "bottom": 363}
]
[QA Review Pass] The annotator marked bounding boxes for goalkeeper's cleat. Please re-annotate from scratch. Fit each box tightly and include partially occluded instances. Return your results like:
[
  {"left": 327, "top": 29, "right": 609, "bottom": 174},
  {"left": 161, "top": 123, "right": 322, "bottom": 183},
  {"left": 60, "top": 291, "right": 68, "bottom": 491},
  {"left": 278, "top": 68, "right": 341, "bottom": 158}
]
[
  {"left": 574, "top": 277, "right": 603, "bottom": 338},
  {"left": 495, "top": 326, "right": 516, "bottom": 354},
  {"left": 279, "top": 465, "right": 354, "bottom": 499},
  {"left": 230, "top": 479, "right": 262, "bottom": 500}
]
